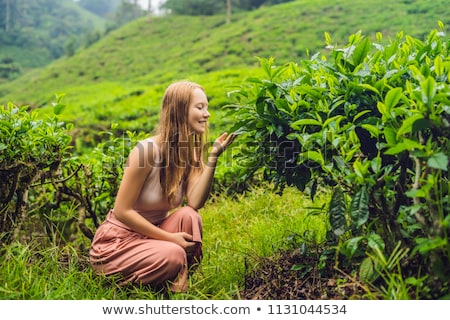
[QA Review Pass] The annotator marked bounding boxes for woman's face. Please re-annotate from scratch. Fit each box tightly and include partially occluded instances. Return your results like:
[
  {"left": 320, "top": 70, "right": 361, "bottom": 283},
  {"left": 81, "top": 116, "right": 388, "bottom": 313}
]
[{"left": 188, "top": 88, "right": 210, "bottom": 134}]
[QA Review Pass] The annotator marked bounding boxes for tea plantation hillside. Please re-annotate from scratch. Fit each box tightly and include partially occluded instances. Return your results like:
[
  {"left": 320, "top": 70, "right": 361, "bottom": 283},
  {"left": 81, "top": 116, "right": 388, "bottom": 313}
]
[{"left": 0, "top": 0, "right": 449, "bottom": 136}]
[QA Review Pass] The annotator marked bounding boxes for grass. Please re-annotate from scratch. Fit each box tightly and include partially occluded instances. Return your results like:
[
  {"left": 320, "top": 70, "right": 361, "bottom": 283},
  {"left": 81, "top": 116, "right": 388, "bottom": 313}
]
[{"left": 0, "top": 185, "right": 329, "bottom": 300}]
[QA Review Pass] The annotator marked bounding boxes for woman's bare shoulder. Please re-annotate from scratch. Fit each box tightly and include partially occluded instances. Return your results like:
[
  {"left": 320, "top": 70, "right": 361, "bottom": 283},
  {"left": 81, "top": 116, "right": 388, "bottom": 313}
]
[{"left": 127, "top": 136, "right": 160, "bottom": 169}]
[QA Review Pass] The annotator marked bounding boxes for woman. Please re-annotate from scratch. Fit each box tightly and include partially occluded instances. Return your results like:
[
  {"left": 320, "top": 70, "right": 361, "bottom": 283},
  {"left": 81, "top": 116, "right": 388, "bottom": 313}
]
[{"left": 89, "top": 81, "right": 236, "bottom": 292}]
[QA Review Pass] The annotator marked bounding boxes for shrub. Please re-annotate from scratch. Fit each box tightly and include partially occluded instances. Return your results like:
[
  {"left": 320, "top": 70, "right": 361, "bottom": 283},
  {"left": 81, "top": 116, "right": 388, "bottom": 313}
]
[
  {"left": 228, "top": 24, "right": 450, "bottom": 298},
  {"left": 0, "top": 98, "right": 142, "bottom": 247},
  {"left": 0, "top": 98, "right": 72, "bottom": 244}
]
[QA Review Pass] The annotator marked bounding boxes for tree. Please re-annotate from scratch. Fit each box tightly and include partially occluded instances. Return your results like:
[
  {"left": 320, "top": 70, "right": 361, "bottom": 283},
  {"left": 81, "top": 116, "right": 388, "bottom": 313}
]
[
  {"left": 4, "top": 0, "right": 10, "bottom": 31},
  {"left": 0, "top": 0, "right": 106, "bottom": 73},
  {"left": 161, "top": 0, "right": 295, "bottom": 19},
  {"left": 226, "top": 0, "right": 231, "bottom": 23},
  {"left": 131, "top": 0, "right": 139, "bottom": 19},
  {"left": 110, "top": 0, "right": 145, "bottom": 28},
  {"left": 161, "top": 0, "right": 224, "bottom": 16},
  {"left": 239, "top": 0, "right": 293, "bottom": 10},
  {"left": 146, "top": 0, "right": 152, "bottom": 22},
  {"left": 1, "top": 0, "right": 19, "bottom": 32}
]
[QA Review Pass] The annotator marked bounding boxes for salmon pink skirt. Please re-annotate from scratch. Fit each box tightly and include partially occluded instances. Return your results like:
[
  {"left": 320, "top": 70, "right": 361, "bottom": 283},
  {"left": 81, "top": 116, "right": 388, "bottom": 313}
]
[{"left": 89, "top": 206, "right": 202, "bottom": 292}]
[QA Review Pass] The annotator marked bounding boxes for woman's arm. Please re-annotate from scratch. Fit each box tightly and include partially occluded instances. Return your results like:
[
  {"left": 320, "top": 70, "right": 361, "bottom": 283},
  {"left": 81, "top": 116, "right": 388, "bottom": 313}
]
[
  {"left": 186, "top": 132, "right": 236, "bottom": 209},
  {"left": 113, "top": 140, "right": 194, "bottom": 248}
]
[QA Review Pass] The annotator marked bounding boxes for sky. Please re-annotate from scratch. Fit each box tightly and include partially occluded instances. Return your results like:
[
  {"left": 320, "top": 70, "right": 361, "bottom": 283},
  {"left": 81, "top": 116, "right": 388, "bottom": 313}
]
[
  {"left": 137, "top": 0, "right": 165, "bottom": 13},
  {"left": 72, "top": 0, "right": 165, "bottom": 13}
]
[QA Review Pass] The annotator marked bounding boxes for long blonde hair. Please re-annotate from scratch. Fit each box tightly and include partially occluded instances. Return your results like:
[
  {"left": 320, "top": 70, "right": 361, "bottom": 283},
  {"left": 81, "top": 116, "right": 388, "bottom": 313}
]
[{"left": 156, "top": 81, "right": 208, "bottom": 205}]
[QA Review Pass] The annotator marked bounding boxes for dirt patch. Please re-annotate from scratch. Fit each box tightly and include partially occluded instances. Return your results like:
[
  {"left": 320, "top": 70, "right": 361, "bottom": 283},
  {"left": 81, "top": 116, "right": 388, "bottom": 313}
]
[{"left": 240, "top": 248, "right": 367, "bottom": 300}]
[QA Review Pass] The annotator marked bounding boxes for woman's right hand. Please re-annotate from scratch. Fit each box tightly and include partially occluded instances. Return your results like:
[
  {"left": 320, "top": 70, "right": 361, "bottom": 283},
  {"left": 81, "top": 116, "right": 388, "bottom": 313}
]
[{"left": 170, "top": 232, "right": 198, "bottom": 252}]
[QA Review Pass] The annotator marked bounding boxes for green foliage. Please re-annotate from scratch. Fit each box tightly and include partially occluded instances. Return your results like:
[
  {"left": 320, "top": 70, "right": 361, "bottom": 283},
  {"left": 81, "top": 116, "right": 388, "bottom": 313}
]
[
  {"left": 0, "top": 0, "right": 105, "bottom": 73},
  {"left": 162, "top": 0, "right": 225, "bottom": 16},
  {"left": 106, "top": 0, "right": 146, "bottom": 31},
  {"left": 329, "top": 187, "right": 347, "bottom": 237},
  {"left": 65, "top": 126, "right": 145, "bottom": 232},
  {"left": 0, "top": 98, "right": 145, "bottom": 246},
  {"left": 0, "top": 98, "right": 72, "bottom": 244},
  {"left": 161, "top": 0, "right": 294, "bottom": 16},
  {"left": 0, "top": 57, "right": 20, "bottom": 81},
  {"left": 365, "top": 241, "right": 416, "bottom": 299},
  {"left": 228, "top": 25, "right": 450, "bottom": 298},
  {"left": 32, "top": 124, "right": 147, "bottom": 245}
]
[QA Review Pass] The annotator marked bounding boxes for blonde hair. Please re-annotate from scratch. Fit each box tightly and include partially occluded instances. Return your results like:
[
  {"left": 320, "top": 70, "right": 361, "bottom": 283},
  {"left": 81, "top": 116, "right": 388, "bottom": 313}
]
[{"left": 156, "top": 81, "right": 208, "bottom": 205}]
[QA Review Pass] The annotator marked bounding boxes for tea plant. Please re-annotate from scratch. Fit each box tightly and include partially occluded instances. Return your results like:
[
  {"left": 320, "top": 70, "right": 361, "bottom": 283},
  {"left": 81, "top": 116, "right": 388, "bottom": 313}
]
[
  {"left": 0, "top": 98, "right": 145, "bottom": 247},
  {"left": 228, "top": 24, "right": 450, "bottom": 298},
  {"left": 0, "top": 98, "right": 71, "bottom": 244}
]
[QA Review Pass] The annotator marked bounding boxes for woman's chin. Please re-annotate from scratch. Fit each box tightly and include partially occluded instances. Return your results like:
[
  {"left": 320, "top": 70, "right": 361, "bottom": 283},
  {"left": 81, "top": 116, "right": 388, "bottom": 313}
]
[{"left": 192, "top": 127, "right": 206, "bottom": 134}]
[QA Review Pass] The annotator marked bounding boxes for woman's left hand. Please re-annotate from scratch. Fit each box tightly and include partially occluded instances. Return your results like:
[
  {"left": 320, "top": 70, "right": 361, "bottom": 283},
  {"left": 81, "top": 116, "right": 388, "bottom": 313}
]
[{"left": 210, "top": 132, "right": 237, "bottom": 157}]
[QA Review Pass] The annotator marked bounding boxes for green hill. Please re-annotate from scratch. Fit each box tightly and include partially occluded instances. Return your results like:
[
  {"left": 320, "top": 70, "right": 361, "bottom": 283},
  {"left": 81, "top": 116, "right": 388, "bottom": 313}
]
[{"left": 0, "top": 0, "right": 449, "bottom": 139}]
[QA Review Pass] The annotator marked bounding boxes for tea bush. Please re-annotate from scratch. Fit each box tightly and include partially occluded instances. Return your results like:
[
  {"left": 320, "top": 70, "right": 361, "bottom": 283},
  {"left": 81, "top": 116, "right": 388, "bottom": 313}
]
[
  {"left": 228, "top": 24, "right": 450, "bottom": 298},
  {"left": 0, "top": 99, "right": 71, "bottom": 243},
  {"left": 0, "top": 99, "right": 144, "bottom": 247}
]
